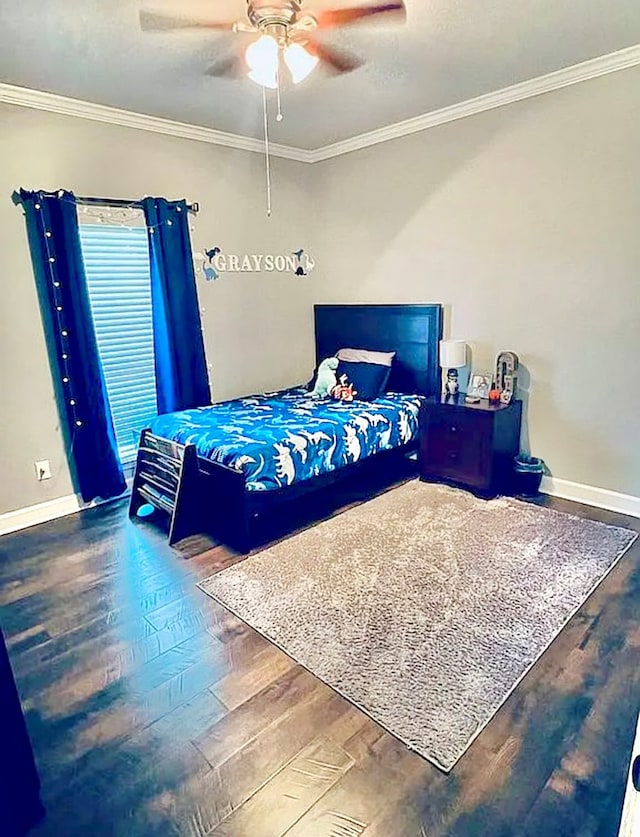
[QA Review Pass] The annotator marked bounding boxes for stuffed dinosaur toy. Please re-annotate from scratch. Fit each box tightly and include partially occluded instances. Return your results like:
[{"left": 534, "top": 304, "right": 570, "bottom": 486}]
[{"left": 310, "top": 357, "right": 338, "bottom": 398}]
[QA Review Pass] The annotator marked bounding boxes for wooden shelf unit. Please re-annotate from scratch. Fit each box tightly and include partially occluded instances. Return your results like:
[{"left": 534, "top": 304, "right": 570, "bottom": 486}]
[{"left": 128, "top": 429, "right": 200, "bottom": 546}]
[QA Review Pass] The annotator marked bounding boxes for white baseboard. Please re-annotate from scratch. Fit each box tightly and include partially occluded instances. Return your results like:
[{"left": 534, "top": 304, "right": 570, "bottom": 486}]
[
  {"left": 0, "top": 494, "right": 86, "bottom": 536},
  {"left": 1, "top": 476, "right": 637, "bottom": 537},
  {"left": 541, "top": 476, "right": 640, "bottom": 519}
]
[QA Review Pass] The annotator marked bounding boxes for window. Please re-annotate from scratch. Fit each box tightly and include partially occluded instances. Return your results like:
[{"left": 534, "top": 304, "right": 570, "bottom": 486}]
[{"left": 78, "top": 216, "right": 157, "bottom": 465}]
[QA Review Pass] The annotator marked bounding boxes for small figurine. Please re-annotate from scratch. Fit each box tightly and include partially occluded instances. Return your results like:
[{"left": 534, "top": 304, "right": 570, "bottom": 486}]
[
  {"left": 331, "top": 374, "right": 357, "bottom": 402},
  {"left": 476, "top": 375, "right": 491, "bottom": 399},
  {"left": 445, "top": 368, "right": 459, "bottom": 397}
]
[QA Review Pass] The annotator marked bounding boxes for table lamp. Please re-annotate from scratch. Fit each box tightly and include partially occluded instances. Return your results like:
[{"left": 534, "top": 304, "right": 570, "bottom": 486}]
[{"left": 439, "top": 340, "right": 467, "bottom": 397}]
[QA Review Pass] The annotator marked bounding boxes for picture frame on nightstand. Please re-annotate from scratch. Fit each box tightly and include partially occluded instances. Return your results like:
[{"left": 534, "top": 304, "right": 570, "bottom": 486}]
[{"left": 467, "top": 372, "right": 492, "bottom": 399}]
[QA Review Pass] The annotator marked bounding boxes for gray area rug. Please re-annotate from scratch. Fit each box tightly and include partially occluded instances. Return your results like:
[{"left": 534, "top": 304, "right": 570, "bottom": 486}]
[{"left": 199, "top": 481, "right": 637, "bottom": 771}]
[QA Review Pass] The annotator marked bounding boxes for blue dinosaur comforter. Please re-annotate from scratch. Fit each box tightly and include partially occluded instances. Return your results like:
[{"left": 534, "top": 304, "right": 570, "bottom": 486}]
[{"left": 149, "top": 388, "right": 422, "bottom": 492}]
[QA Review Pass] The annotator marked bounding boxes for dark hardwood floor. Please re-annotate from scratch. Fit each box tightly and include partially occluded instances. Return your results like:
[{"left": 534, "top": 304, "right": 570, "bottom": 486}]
[{"left": 0, "top": 476, "right": 638, "bottom": 837}]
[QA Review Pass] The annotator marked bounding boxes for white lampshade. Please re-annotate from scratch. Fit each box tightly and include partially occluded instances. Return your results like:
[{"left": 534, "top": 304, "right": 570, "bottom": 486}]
[
  {"left": 439, "top": 340, "right": 467, "bottom": 369},
  {"left": 284, "top": 43, "right": 319, "bottom": 84}
]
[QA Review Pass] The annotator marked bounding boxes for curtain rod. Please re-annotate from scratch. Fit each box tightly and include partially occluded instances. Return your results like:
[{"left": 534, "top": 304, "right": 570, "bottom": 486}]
[
  {"left": 76, "top": 196, "right": 200, "bottom": 214},
  {"left": 11, "top": 190, "right": 199, "bottom": 214}
]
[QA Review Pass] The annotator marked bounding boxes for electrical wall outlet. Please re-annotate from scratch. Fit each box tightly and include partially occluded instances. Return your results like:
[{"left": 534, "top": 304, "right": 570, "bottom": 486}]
[{"left": 35, "top": 460, "right": 52, "bottom": 481}]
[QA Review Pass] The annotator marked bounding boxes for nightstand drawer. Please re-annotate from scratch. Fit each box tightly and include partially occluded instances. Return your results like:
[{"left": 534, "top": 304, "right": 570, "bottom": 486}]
[
  {"left": 426, "top": 408, "right": 490, "bottom": 440},
  {"left": 420, "top": 405, "right": 495, "bottom": 490}
]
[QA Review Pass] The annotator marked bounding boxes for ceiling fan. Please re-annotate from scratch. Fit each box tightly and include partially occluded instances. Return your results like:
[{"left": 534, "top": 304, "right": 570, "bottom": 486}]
[{"left": 139, "top": 1, "right": 407, "bottom": 88}]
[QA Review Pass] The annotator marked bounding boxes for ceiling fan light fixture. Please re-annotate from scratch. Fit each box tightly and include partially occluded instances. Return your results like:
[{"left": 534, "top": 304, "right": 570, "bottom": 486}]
[
  {"left": 245, "top": 34, "right": 279, "bottom": 87},
  {"left": 283, "top": 42, "right": 319, "bottom": 84},
  {"left": 248, "top": 67, "right": 279, "bottom": 88}
]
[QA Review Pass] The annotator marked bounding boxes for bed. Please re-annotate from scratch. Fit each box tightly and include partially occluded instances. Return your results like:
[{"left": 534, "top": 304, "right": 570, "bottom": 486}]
[
  {"left": 149, "top": 388, "right": 423, "bottom": 492},
  {"left": 129, "top": 303, "right": 443, "bottom": 551}
]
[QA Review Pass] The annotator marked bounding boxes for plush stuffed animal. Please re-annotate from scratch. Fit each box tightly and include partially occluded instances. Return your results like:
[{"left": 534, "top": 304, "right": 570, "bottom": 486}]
[
  {"left": 310, "top": 357, "right": 339, "bottom": 398},
  {"left": 331, "top": 374, "right": 357, "bottom": 403}
]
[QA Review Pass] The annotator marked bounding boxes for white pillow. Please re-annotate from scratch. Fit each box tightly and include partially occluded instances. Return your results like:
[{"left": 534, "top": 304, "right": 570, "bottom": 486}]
[{"left": 336, "top": 348, "right": 396, "bottom": 366}]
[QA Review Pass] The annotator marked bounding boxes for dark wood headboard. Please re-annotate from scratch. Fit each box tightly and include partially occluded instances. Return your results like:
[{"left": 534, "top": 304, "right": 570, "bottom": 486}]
[{"left": 314, "top": 304, "right": 443, "bottom": 397}]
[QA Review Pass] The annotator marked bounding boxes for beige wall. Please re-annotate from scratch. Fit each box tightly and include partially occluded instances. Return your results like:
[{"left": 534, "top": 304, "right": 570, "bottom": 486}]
[
  {"left": 309, "top": 67, "right": 640, "bottom": 497},
  {"left": 0, "top": 104, "right": 314, "bottom": 515},
  {"left": 2, "top": 66, "right": 639, "bottom": 517}
]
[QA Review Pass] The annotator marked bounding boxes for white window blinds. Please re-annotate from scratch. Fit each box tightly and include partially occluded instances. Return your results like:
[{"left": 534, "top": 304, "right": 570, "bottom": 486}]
[{"left": 79, "top": 223, "right": 157, "bottom": 465}]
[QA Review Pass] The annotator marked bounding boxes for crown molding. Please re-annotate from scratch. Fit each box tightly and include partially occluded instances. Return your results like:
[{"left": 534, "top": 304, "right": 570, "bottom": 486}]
[
  {"left": 0, "top": 82, "right": 314, "bottom": 163},
  {"left": 307, "top": 43, "right": 640, "bottom": 162},
  {"left": 1, "top": 43, "right": 639, "bottom": 165}
]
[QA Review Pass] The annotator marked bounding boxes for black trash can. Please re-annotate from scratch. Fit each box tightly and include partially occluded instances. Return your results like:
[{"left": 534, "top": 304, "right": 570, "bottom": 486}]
[{"left": 513, "top": 455, "right": 545, "bottom": 496}]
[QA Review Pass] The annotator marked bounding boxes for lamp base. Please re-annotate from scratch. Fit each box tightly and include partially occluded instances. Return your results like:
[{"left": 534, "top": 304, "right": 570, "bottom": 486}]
[{"left": 443, "top": 368, "right": 459, "bottom": 396}]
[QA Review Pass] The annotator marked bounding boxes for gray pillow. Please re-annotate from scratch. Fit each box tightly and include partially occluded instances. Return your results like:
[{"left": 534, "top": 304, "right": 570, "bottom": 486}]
[{"left": 336, "top": 348, "right": 396, "bottom": 366}]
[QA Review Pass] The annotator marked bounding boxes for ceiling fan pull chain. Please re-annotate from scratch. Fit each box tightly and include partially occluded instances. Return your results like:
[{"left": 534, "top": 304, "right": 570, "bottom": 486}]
[
  {"left": 262, "top": 85, "right": 273, "bottom": 217},
  {"left": 276, "top": 70, "right": 283, "bottom": 122}
]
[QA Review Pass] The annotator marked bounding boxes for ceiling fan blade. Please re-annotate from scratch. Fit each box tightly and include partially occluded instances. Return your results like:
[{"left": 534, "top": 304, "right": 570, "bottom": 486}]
[
  {"left": 312, "top": 2, "right": 406, "bottom": 29},
  {"left": 306, "top": 39, "right": 364, "bottom": 74},
  {"left": 205, "top": 53, "right": 247, "bottom": 79},
  {"left": 292, "top": 14, "right": 319, "bottom": 32},
  {"left": 139, "top": 9, "right": 238, "bottom": 32}
]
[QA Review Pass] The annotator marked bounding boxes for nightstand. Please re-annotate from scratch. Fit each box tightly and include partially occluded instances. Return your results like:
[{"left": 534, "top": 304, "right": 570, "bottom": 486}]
[{"left": 419, "top": 394, "right": 523, "bottom": 497}]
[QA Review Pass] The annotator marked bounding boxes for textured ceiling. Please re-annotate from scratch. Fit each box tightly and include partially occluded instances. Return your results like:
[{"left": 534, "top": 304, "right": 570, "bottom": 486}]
[{"left": 1, "top": 0, "right": 640, "bottom": 149}]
